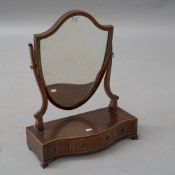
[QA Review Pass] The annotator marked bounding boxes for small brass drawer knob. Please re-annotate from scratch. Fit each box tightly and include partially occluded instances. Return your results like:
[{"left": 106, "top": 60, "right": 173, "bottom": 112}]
[
  {"left": 81, "top": 144, "right": 87, "bottom": 151},
  {"left": 106, "top": 136, "right": 110, "bottom": 140},
  {"left": 122, "top": 127, "right": 126, "bottom": 133},
  {"left": 53, "top": 147, "right": 59, "bottom": 153}
]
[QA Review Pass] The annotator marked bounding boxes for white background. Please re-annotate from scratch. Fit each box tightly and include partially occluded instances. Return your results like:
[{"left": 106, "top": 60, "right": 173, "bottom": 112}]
[{"left": 0, "top": 0, "right": 175, "bottom": 174}]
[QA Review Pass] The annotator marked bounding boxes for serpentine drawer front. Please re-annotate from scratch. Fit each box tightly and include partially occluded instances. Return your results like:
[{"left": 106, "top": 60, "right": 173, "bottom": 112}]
[
  {"left": 45, "top": 141, "right": 71, "bottom": 160},
  {"left": 26, "top": 107, "right": 138, "bottom": 168}
]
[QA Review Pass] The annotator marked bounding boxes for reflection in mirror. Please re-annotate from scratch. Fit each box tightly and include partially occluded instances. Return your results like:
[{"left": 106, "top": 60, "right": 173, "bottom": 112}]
[{"left": 40, "top": 15, "right": 108, "bottom": 107}]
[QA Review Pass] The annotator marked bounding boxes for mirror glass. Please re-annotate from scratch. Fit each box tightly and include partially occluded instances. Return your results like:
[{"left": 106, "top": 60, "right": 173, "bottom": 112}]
[{"left": 40, "top": 15, "right": 108, "bottom": 107}]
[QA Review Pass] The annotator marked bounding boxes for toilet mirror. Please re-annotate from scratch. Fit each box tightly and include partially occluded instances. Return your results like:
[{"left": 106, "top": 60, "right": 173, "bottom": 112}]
[{"left": 40, "top": 15, "right": 108, "bottom": 108}]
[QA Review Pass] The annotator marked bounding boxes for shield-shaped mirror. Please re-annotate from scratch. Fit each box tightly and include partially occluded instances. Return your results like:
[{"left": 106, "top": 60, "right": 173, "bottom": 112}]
[
  {"left": 34, "top": 11, "right": 113, "bottom": 109},
  {"left": 41, "top": 15, "right": 108, "bottom": 108}
]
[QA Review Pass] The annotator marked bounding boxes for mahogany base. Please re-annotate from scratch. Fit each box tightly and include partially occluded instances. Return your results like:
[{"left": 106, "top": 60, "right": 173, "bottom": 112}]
[{"left": 26, "top": 107, "right": 138, "bottom": 168}]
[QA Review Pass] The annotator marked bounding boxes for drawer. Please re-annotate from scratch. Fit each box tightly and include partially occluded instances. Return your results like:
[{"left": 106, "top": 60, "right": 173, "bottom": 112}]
[
  {"left": 45, "top": 140, "right": 70, "bottom": 159},
  {"left": 117, "top": 121, "right": 135, "bottom": 137},
  {"left": 73, "top": 129, "right": 115, "bottom": 153}
]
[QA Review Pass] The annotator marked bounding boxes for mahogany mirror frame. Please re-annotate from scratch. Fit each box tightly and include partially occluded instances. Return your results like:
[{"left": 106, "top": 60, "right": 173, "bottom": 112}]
[{"left": 28, "top": 10, "right": 119, "bottom": 131}]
